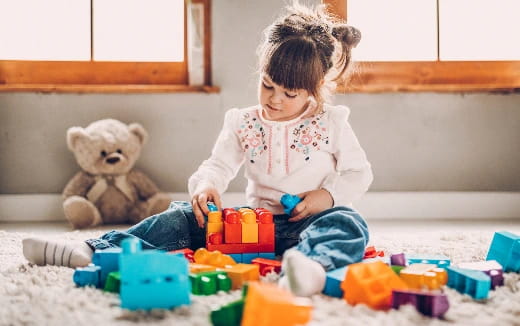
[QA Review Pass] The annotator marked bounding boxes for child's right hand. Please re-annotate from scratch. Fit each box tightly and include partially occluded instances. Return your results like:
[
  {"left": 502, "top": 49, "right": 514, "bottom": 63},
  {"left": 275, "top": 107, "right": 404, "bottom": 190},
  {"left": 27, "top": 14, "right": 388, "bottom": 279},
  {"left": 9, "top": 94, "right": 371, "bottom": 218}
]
[{"left": 191, "top": 187, "right": 222, "bottom": 228}]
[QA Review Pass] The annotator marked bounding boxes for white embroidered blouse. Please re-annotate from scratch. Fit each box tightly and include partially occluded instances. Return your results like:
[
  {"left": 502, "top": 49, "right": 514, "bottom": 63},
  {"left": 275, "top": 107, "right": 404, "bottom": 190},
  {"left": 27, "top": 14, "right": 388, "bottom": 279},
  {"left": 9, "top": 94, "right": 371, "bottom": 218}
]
[{"left": 188, "top": 103, "right": 373, "bottom": 215}]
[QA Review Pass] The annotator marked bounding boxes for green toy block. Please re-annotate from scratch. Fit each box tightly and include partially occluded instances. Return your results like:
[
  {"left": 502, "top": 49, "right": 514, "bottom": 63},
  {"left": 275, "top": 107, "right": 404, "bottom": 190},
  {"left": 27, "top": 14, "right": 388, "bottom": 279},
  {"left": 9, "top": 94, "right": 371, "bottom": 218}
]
[
  {"left": 210, "top": 298, "right": 245, "bottom": 326},
  {"left": 103, "top": 271, "right": 121, "bottom": 293},
  {"left": 190, "top": 271, "right": 232, "bottom": 295},
  {"left": 391, "top": 265, "right": 406, "bottom": 275}
]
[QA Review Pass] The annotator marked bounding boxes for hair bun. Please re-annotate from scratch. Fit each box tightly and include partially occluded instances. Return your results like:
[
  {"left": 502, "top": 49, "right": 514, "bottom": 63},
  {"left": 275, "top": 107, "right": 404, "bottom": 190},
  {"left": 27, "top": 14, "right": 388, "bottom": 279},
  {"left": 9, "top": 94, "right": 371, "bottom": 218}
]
[{"left": 332, "top": 25, "right": 361, "bottom": 48}]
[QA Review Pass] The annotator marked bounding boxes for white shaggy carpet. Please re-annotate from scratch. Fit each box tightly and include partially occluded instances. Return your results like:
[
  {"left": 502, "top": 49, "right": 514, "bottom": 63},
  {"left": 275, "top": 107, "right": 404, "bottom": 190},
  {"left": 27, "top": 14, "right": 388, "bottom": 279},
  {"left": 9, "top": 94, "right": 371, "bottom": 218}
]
[{"left": 1, "top": 228, "right": 519, "bottom": 326}]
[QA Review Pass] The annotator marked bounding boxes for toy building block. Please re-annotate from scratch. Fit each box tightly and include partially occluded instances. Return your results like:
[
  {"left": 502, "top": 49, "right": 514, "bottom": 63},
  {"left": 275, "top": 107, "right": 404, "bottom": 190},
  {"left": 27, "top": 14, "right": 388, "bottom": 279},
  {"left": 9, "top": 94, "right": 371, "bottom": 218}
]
[
  {"left": 458, "top": 260, "right": 504, "bottom": 289},
  {"left": 445, "top": 266, "right": 491, "bottom": 300},
  {"left": 342, "top": 261, "right": 408, "bottom": 310},
  {"left": 218, "top": 263, "right": 260, "bottom": 290},
  {"left": 189, "top": 263, "right": 217, "bottom": 274},
  {"left": 73, "top": 264, "right": 102, "bottom": 287},
  {"left": 399, "top": 263, "right": 448, "bottom": 290},
  {"left": 280, "top": 193, "right": 301, "bottom": 215},
  {"left": 241, "top": 281, "right": 312, "bottom": 326},
  {"left": 258, "top": 252, "right": 276, "bottom": 260},
  {"left": 486, "top": 231, "right": 520, "bottom": 273},
  {"left": 190, "top": 270, "right": 232, "bottom": 295},
  {"left": 323, "top": 266, "right": 348, "bottom": 298},
  {"left": 207, "top": 242, "right": 274, "bottom": 254},
  {"left": 224, "top": 209, "right": 242, "bottom": 244},
  {"left": 251, "top": 257, "right": 282, "bottom": 276},
  {"left": 257, "top": 210, "right": 275, "bottom": 246},
  {"left": 193, "top": 248, "right": 236, "bottom": 267},
  {"left": 241, "top": 209, "right": 259, "bottom": 243},
  {"left": 392, "top": 289, "right": 449, "bottom": 318},
  {"left": 207, "top": 211, "right": 224, "bottom": 241},
  {"left": 363, "top": 246, "right": 384, "bottom": 259},
  {"left": 92, "top": 247, "right": 122, "bottom": 287},
  {"left": 168, "top": 248, "right": 195, "bottom": 263},
  {"left": 103, "top": 271, "right": 121, "bottom": 293},
  {"left": 207, "top": 202, "right": 219, "bottom": 212},
  {"left": 210, "top": 298, "right": 245, "bottom": 326},
  {"left": 119, "top": 238, "right": 191, "bottom": 310},
  {"left": 405, "top": 254, "right": 450, "bottom": 268},
  {"left": 390, "top": 253, "right": 407, "bottom": 266},
  {"left": 242, "top": 253, "right": 259, "bottom": 264},
  {"left": 391, "top": 265, "right": 406, "bottom": 275}
]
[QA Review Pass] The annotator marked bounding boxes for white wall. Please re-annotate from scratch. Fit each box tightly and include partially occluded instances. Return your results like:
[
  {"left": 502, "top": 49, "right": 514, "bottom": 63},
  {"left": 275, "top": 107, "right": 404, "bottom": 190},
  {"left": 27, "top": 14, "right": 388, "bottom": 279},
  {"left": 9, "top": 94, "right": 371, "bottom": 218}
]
[{"left": 1, "top": 0, "right": 520, "bottom": 195}]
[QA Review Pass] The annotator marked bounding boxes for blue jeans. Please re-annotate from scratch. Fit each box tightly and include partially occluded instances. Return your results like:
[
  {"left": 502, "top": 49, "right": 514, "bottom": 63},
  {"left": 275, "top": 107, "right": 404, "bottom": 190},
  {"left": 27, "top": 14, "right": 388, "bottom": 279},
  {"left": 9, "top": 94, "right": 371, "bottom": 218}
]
[{"left": 86, "top": 201, "right": 369, "bottom": 271}]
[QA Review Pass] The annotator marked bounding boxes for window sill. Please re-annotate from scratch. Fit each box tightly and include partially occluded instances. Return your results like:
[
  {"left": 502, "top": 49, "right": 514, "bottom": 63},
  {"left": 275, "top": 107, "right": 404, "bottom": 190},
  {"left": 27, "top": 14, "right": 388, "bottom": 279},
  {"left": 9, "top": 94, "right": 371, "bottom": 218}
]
[{"left": 0, "top": 84, "right": 220, "bottom": 94}]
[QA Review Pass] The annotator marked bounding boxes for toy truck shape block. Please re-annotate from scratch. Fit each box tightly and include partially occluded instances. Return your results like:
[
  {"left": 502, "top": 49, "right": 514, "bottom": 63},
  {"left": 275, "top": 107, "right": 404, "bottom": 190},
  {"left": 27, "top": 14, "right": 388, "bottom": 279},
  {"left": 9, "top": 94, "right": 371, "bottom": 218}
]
[
  {"left": 445, "top": 266, "right": 491, "bottom": 300},
  {"left": 399, "top": 263, "right": 448, "bottom": 290},
  {"left": 392, "top": 289, "right": 449, "bottom": 318}
]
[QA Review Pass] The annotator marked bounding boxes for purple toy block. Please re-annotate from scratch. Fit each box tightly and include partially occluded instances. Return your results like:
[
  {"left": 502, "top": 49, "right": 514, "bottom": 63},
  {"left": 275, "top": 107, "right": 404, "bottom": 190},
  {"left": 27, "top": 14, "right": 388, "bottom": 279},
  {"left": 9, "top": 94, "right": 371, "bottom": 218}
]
[
  {"left": 458, "top": 260, "right": 504, "bottom": 289},
  {"left": 392, "top": 289, "right": 449, "bottom": 318},
  {"left": 390, "top": 253, "right": 407, "bottom": 266}
]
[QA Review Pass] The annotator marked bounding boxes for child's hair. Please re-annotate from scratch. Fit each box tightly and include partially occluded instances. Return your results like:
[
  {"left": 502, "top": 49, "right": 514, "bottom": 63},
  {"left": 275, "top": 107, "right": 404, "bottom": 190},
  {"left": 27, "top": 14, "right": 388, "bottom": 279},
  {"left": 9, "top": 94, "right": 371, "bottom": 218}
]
[{"left": 258, "top": 1, "right": 361, "bottom": 113}]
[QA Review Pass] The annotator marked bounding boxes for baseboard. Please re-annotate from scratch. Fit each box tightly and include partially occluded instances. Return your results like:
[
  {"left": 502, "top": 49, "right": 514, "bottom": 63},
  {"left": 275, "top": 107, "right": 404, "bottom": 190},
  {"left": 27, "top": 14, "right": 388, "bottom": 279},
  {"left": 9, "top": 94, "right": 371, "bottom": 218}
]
[{"left": 0, "top": 192, "right": 519, "bottom": 222}]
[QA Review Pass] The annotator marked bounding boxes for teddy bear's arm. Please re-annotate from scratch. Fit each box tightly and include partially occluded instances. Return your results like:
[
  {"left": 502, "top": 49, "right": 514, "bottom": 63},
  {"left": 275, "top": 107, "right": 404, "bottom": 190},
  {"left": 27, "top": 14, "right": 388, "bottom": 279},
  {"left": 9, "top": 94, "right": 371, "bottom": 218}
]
[
  {"left": 127, "top": 169, "right": 161, "bottom": 200},
  {"left": 62, "top": 171, "right": 96, "bottom": 198}
]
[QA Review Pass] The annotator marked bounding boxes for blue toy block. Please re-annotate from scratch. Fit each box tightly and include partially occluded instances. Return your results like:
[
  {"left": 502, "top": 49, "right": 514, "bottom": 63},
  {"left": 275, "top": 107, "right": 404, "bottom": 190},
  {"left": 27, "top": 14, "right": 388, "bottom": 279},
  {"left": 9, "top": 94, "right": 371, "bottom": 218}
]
[
  {"left": 445, "top": 266, "right": 491, "bottom": 300},
  {"left": 92, "top": 247, "right": 122, "bottom": 287},
  {"left": 242, "top": 253, "right": 259, "bottom": 264},
  {"left": 207, "top": 202, "right": 218, "bottom": 212},
  {"left": 280, "top": 194, "right": 301, "bottom": 215},
  {"left": 323, "top": 266, "right": 348, "bottom": 298},
  {"left": 486, "top": 231, "right": 520, "bottom": 272},
  {"left": 119, "top": 238, "right": 191, "bottom": 310},
  {"left": 406, "top": 254, "right": 451, "bottom": 268},
  {"left": 73, "top": 264, "right": 101, "bottom": 287},
  {"left": 258, "top": 252, "right": 276, "bottom": 260},
  {"left": 229, "top": 253, "right": 243, "bottom": 263}
]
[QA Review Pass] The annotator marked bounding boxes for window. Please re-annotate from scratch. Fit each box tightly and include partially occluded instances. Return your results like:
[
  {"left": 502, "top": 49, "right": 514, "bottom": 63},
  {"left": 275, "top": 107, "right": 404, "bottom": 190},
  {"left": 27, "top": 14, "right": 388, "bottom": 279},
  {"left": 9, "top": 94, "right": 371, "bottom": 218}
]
[
  {"left": 0, "top": 0, "right": 216, "bottom": 93},
  {"left": 324, "top": 0, "right": 520, "bottom": 92}
]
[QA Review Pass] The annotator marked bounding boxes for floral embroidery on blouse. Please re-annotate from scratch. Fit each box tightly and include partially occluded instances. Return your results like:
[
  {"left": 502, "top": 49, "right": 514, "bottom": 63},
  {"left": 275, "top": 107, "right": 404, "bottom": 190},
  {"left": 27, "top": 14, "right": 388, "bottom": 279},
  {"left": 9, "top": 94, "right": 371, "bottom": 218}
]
[
  {"left": 237, "top": 112, "right": 268, "bottom": 163},
  {"left": 289, "top": 113, "right": 328, "bottom": 161}
]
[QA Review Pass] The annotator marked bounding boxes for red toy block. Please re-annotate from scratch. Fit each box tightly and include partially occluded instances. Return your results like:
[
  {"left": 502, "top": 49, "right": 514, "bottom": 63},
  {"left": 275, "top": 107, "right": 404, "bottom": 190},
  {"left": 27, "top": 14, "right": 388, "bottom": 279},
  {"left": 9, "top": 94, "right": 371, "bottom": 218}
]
[
  {"left": 257, "top": 210, "right": 273, "bottom": 224},
  {"left": 207, "top": 242, "right": 274, "bottom": 254},
  {"left": 168, "top": 248, "right": 195, "bottom": 263},
  {"left": 225, "top": 221, "right": 242, "bottom": 244},
  {"left": 258, "top": 222, "right": 275, "bottom": 246},
  {"left": 251, "top": 257, "right": 282, "bottom": 276},
  {"left": 363, "top": 246, "right": 384, "bottom": 259},
  {"left": 209, "top": 232, "right": 223, "bottom": 245}
]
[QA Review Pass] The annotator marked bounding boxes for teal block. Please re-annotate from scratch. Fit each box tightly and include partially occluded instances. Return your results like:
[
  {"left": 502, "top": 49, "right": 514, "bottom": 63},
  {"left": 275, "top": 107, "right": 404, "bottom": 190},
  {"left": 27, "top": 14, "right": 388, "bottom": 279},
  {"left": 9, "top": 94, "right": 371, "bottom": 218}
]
[
  {"left": 73, "top": 264, "right": 101, "bottom": 287},
  {"left": 229, "top": 253, "right": 242, "bottom": 263},
  {"left": 446, "top": 266, "right": 491, "bottom": 300},
  {"left": 92, "top": 248, "right": 122, "bottom": 287},
  {"left": 242, "top": 253, "right": 259, "bottom": 264},
  {"left": 406, "top": 254, "right": 451, "bottom": 268},
  {"left": 258, "top": 252, "right": 276, "bottom": 260},
  {"left": 119, "top": 238, "right": 191, "bottom": 310},
  {"left": 486, "top": 231, "right": 520, "bottom": 272},
  {"left": 323, "top": 266, "right": 348, "bottom": 298}
]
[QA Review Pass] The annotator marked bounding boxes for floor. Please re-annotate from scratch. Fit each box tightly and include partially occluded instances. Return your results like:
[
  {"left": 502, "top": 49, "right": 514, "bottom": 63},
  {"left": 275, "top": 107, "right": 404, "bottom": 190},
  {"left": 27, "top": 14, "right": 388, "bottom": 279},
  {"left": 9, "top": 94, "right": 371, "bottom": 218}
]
[{"left": 1, "top": 218, "right": 519, "bottom": 234}]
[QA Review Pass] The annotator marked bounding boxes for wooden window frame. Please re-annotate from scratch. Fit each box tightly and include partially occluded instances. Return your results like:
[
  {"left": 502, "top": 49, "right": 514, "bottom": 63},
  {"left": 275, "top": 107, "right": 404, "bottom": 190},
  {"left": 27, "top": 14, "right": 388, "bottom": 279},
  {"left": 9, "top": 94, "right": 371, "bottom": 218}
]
[
  {"left": 0, "top": 0, "right": 218, "bottom": 93},
  {"left": 324, "top": 0, "right": 520, "bottom": 93}
]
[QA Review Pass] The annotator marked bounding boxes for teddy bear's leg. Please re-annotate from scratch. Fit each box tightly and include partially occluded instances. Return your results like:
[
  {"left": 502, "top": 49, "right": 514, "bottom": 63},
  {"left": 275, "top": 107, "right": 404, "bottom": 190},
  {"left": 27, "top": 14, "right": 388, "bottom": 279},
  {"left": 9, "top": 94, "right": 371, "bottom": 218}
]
[
  {"left": 63, "top": 196, "right": 103, "bottom": 229},
  {"left": 147, "top": 193, "right": 172, "bottom": 216}
]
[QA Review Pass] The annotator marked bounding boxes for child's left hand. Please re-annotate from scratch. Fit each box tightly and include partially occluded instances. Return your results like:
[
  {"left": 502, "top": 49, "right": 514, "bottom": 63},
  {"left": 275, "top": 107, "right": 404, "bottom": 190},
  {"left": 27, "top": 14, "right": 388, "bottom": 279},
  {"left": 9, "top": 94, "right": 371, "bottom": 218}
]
[{"left": 288, "top": 189, "right": 333, "bottom": 222}]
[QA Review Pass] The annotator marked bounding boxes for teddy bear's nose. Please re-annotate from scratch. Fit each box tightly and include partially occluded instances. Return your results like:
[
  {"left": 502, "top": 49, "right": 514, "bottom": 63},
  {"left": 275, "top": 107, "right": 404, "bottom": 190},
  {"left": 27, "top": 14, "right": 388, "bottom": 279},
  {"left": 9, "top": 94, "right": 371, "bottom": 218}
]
[{"left": 106, "top": 157, "right": 120, "bottom": 164}]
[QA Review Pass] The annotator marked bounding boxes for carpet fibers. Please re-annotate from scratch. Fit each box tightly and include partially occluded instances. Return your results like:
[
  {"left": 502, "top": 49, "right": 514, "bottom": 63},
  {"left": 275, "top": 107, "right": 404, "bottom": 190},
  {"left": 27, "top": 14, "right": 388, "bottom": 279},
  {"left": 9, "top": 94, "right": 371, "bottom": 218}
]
[{"left": 1, "top": 229, "right": 519, "bottom": 326}]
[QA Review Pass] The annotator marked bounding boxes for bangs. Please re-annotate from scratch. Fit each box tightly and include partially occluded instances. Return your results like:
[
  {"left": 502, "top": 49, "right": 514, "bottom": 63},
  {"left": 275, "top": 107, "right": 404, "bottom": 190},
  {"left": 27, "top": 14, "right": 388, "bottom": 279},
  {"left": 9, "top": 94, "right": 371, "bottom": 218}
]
[{"left": 264, "top": 38, "right": 324, "bottom": 95}]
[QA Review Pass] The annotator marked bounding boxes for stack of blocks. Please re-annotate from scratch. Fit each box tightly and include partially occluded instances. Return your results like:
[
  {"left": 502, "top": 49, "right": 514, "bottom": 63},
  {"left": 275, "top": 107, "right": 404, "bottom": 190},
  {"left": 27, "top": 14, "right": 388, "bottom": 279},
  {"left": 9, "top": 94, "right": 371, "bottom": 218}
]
[{"left": 206, "top": 207, "right": 275, "bottom": 263}]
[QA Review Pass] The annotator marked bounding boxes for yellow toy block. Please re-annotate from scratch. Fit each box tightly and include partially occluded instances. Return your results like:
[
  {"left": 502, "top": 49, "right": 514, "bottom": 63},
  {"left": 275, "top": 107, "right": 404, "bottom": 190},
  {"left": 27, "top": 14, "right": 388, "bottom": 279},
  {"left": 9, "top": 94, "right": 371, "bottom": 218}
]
[
  {"left": 208, "top": 211, "right": 223, "bottom": 223},
  {"left": 399, "top": 263, "right": 448, "bottom": 290},
  {"left": 206, "top": 211, "right": 224, "bottom": 241},
  {"left": 218, "top": 263, "right": 259, "bottom": 289},
  {"left": 189, "top": 263, "right": 217, "bottom": 273},
  {"left": 241, "top": 210, "right": 258, "bottom": 243},
  {"left": 241, "top": 282, "right": 312, "bottom": 326}
]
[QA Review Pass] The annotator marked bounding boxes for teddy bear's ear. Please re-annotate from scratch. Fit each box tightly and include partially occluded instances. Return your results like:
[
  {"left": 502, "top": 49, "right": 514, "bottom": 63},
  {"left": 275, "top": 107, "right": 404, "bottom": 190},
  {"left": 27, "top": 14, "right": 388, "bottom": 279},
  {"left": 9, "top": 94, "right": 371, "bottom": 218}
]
[
  {"left": 128, "top": 123, "right": 148, "bottom": 145},
  {"left": 66, "top": 127, "right": 88, "bottom": 151}
]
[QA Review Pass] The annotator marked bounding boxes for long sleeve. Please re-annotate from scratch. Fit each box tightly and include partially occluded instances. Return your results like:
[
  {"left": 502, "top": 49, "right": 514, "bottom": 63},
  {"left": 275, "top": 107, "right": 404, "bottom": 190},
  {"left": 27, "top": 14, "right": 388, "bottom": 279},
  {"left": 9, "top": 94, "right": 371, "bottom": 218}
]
[
  {"left": 188, "top": 109, "right": 245, "bottom": 197},
  {"left": 321, "top": 106, "right": 373, "bottom": 206}
]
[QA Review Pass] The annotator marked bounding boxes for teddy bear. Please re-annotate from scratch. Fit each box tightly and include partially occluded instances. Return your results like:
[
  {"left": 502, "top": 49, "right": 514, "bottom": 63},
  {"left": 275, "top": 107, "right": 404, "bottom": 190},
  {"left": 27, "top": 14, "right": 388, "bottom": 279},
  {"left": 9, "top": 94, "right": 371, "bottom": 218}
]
[{"left": 62, "top": 118, "right": 171, "bottom": 229}]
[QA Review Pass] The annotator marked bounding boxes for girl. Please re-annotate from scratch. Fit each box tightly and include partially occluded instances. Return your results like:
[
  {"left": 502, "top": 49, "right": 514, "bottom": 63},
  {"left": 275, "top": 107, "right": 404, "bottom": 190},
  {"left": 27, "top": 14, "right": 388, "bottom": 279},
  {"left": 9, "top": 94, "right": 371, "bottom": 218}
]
[{"left": 23, "top": 1, "right": 372, "bottom": 297}]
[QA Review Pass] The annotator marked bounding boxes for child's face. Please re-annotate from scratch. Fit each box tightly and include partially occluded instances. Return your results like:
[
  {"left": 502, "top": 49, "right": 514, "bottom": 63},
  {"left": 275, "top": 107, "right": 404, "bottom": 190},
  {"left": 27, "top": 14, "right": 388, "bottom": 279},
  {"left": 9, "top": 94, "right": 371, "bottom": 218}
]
[{"left": 259, "top": 74, "right": 310, "bottom": 122}]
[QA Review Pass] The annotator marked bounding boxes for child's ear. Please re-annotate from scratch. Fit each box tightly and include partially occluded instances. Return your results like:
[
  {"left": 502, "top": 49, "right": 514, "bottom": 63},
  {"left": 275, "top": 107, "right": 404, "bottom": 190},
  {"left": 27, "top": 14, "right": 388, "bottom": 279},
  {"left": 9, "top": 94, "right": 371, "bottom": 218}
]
[
  {"left": 66, "top": 127, "right": 88, "bottom": 151},
  {"left": 128, "top": 123, "right": 148, "bottom": 145}
]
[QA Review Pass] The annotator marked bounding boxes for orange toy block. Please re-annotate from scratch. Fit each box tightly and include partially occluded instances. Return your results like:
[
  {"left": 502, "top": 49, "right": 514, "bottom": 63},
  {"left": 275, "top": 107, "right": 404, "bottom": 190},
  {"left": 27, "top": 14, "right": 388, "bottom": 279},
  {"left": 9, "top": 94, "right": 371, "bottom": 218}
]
[
  {"left": 342, "top": 261, "right": 408, "bottom": 310},
  {"left": 241, "top": 282, "right": 312, "bottom": 326},
  {"left": 241, "top": 210, "right": 259, "bottom": 243},
  {"left": 193, "top": 248, "right": 236, "bottom": 267},
  {"left": 399, "top": 263, "right": 448, "bottom": 290},
  {"left": 218, "top": 263, "right": 260, "bottom": 289},
  {"left": 189, "top": 263, "right": 217, "bottom": 273},
  {"left": 206, "top": 242, "right": 274, "bottom": 254},
  {"left": 224, "top": 221, "right": 242, "bottom": 244}
]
